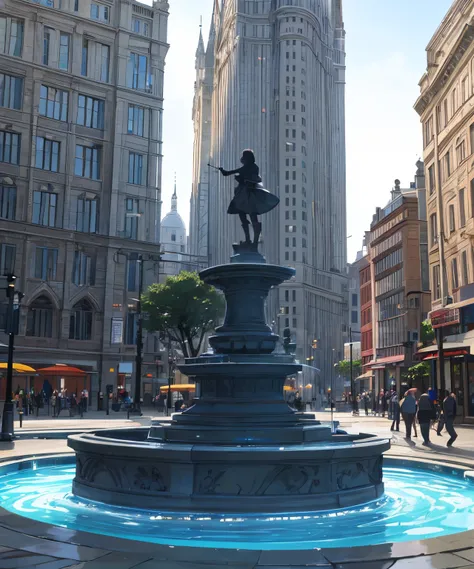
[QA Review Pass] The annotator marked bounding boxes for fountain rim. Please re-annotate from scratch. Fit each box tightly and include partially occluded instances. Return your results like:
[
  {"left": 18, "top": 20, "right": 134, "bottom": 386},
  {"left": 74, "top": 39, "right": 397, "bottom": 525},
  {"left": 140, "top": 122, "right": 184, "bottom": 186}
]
[{"left": 1, "top": 452, "right": 474, "bottom": 565}]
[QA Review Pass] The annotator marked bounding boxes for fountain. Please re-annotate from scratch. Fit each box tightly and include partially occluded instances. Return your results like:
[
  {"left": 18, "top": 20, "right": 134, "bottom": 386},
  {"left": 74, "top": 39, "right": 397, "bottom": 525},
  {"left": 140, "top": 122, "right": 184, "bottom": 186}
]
[
  {"left": 2, "top": 172, "right": 474, "bottom": 558},
  {"left": 67, "top": 242, "right": 389, "bottom": 513}
]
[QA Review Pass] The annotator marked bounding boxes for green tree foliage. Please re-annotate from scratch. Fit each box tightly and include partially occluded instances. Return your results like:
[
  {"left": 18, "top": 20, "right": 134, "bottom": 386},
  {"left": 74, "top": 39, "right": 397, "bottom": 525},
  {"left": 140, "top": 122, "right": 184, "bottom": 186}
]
[
  {"left": 143, "top": 271, "right": 225, "bottom": 358},
  {"left": 403, "top": 362, "right": 430, "bottom": 387},
  {"left": 421, "top": 319, "right": 435, "bottom": 346},
  {"left": 335, "top": 359, "right": 361, "bottom": 378}
]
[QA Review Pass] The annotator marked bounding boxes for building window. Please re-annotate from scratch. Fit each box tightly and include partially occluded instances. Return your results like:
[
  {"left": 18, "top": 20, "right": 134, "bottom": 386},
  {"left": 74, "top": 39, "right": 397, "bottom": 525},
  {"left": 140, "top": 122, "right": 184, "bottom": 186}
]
[
  {"left": 0, "top": 17, "right": 24, "bottom": 57},
  {"left": 128, "top": 152, "right": 144, "bottom": 185},
  {"left": 124, "top": 198, "right": 139, "bottom": 239},
  {"left": 39, "top": 85, "right": 68, "bottom": 121},
  {"left": 351, "top": 310, "right": 358, "bottom": 324},
  {"left": 90, "top": 3, "right": 109, "bottom": 22},
  {"left": 462, "top": 250, "right": 469, "bottom": 286},
  {"left": 0, "top": 243, "right": 15, "bottom": 275},
  {"left": 0, "top": 184, "right": 15, "bottom": 220},
  {"left": 72, "top": 251, "right": 95, "bottom": 286},
  {"left": 76, "top": 196, "right": 98, "bottom": 233},
  {"left": 444, "top": 151, "right": 451, "bottom": 180},
  {"left": 452, "top": 257, "right": 459, "bottom": 290},
  {"left": 459, "top": 188, "right": 466, "bottom": 227},
  {"left": 77, "top": 95, "right": 104, "bottom": 129},
  {"left": 428, "top": 164, "right": 434, "bottom": 196},
  {"left": 32, "top": 190, "right": 57, "bottom": 227},
  {"left": 74, "top": 0, "right": 79, "bottom": 11},
  {"left": 127, "top": 254, "right": 139, "bottom": 291},
  {"left": 430, "top": 213, "right": 438, "bottom": 246},
  {"left": 0, "top": 131, "right": 20, "bottom": 165},
  {"left": 352, "top": 293, "right": 357, "bottom": 307},
  {"left": 456, "top": 140, "right": 466, "bottom": 164},
  {"left": 449, "top": 203, "right": 455, "bottom": 233},
  {"left": 128, "top": 105, "right": 144, "bottom": 136},
  {"left": 470, "top": 124, "right": 474, "bottom": 155},
  {"left": 127, "top": 53, "right": 151, "bottom": 91},
  {"left": 35, "top": 137, "right": 60, "bottom": 171},
  {"left": 0, "top": 73, "right": 23, "bottom": 110},
  {"left": 59, "top": 33, "right": 70, "bottom": 70},
  {"left": 26, "top": 296, "right": 53, "bottom": 337},
  {"left": 171, "top": 233, "right": 176, "bottom": 242},
  {"left": 81, "top": 39, "right": 88, "bottom": 76},
  {"left": 99, "top": 44, "right": 110, "bottom": 82},
  {"left": 69, "top": 299, "right": 93, "bottom": 340},
  {"left": 125, "top": 311, "right": 138, "bottom": 345},
  {"left": 34, "top": 247, "right": 58, "bottom": 280},
  {"left": 75, "top": 144, "right": 101, "bottom": 179}
]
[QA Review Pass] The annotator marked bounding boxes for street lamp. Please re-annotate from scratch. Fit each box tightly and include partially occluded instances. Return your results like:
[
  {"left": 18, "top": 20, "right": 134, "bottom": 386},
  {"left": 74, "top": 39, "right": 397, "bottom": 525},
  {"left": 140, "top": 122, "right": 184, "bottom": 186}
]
[{"left": 1, "top": 275, "right": 23, "bottom": 442}]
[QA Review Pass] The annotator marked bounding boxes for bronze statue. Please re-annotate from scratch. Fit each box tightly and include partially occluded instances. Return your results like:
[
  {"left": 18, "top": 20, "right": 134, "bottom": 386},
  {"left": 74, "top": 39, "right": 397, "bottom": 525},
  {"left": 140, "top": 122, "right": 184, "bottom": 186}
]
[{"left": 217, "top": 149, "right": 279, "bottom": 247}]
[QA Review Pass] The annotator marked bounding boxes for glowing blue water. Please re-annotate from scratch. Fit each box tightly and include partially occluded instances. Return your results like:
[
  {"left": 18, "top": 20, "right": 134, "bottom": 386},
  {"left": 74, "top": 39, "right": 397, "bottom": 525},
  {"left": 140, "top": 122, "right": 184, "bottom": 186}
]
[{"left": 1, "top": 461, "right": 474, "bottom": 549}]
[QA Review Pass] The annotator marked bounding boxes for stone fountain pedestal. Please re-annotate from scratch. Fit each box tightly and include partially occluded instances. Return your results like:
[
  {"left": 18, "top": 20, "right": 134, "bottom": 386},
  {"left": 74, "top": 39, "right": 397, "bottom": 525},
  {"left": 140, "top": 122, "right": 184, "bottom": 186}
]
[{"left": 68, "top": 247, "right": 389, "bottom": 513}]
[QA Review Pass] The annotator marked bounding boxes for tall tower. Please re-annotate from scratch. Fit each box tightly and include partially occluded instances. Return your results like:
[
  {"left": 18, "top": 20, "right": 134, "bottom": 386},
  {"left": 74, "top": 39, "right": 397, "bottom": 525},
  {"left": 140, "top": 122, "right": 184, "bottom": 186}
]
[
  {"left": 203, "top": 0, "right": 348, "bottom": 385},
  {"left": 189, "top": 6, "right": 217, "bottom": 262}
]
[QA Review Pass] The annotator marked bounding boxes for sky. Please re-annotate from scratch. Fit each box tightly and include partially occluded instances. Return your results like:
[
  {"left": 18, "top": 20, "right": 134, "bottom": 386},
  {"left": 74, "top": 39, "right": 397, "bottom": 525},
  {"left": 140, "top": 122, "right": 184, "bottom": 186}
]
[{"left": 145, "top": 0, "right": 453, "bottom": 262}]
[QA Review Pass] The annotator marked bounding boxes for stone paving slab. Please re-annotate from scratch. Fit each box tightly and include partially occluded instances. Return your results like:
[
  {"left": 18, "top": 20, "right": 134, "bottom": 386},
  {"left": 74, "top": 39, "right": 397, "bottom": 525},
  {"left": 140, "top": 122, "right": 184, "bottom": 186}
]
[
  {"left": 456, "top": 551, "right": 474, "bottom": 563},
  {"left": 390, "top": 553, "right": 474, "bottom": 568},
  {"left": 333, "top": 561, "right": 395, "bottom": 569}
]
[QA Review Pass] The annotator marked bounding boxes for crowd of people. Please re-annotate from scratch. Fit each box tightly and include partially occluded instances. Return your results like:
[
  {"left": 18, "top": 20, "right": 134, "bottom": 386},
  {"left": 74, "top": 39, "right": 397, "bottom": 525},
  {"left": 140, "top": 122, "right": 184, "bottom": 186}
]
[
  {"left": 351, "top": 387, "right": 458, "bottom": 447},
  {"left": 14, "top": 388, "right": 89, "bottom": 417}
]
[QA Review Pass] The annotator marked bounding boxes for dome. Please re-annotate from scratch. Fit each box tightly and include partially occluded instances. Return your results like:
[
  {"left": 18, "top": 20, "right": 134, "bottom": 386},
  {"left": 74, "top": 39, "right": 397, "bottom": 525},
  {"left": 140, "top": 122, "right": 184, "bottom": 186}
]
[{"left": 162, "top": 209, "right": 186, "bottom": 231}]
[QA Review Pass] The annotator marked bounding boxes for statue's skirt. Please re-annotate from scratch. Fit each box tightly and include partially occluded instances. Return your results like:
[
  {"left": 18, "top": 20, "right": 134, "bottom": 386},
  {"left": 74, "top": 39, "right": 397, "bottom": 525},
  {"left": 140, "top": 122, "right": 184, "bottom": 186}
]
[{"left": 227, "top": 181, "right": 280, "bottom": 215}]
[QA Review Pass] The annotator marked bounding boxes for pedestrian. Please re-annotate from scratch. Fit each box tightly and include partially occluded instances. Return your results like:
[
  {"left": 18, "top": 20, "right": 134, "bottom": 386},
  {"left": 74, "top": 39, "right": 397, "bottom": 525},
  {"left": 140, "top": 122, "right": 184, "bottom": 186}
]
[
  {"left": 390, "top": 391, "right": 400, "bottom": 431},
  {"left": 363, "top": 392, "right": 369, "bottom": 416},
  {"left": 400, "top": 390, "right": 417, "bottom": 439},
  {"left": 443, "top": 391, "right": 458, "bottom": 447},
  {"left": 417, "top": 391, "right": 436, "bottom": 446},
  {"left": 51, "top": 391, "right": 57, "bottom": 418}
]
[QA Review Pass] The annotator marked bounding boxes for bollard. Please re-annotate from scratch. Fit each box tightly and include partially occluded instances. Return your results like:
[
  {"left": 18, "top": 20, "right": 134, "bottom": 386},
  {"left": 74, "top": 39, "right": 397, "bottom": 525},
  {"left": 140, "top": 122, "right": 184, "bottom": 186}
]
[{"left": 19, "top": 410, "right": 23, "bottom": 428}]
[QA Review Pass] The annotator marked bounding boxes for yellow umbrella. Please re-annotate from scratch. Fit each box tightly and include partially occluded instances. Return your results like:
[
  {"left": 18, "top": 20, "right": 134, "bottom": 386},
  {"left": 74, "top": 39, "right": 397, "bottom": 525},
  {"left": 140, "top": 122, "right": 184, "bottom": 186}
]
[
  {"left": 160, "top": 384, "right": 195, "bottom": 392},
  {"left": 0, "top": 362, "right": 36, "bottom": 373}
]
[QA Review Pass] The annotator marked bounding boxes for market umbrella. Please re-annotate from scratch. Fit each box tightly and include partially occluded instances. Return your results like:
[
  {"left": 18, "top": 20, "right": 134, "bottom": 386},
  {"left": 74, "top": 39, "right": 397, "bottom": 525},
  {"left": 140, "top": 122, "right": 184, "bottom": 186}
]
[
  {"left": 0, "top": 362, "right": 36, "bottom": 373},
  {"left": 37, "top": 365, "right": 87, "bottom": 376}
]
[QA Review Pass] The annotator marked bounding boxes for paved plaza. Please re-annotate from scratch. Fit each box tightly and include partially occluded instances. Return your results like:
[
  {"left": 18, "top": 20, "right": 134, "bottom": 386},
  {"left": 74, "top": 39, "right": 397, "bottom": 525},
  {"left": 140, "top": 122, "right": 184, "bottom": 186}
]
[{"left": 0, "top": 413, "right": 473, "bottom": 568}]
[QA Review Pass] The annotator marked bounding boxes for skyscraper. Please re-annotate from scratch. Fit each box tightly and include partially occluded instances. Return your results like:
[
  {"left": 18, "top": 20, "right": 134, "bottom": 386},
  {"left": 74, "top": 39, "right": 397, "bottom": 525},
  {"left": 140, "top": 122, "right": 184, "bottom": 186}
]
[{"left": 190, "top": 0, "right": 348, "bottom": 384}]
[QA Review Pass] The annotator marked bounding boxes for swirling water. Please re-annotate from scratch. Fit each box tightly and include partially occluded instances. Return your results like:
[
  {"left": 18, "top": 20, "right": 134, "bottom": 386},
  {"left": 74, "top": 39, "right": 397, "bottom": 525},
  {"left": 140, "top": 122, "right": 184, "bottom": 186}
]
[{"left": 1, "top": 461, "right": 474, "bottom": 550}]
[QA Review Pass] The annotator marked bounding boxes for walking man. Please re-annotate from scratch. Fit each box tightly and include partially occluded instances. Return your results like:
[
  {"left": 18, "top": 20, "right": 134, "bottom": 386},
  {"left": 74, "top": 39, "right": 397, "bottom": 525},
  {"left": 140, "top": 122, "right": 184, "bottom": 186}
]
[
  {"left": 390, "top": 391, "right": 401, "bottom": 431},
  {"left": 443, "top": 391, "right": 458, "bottom": 447}
]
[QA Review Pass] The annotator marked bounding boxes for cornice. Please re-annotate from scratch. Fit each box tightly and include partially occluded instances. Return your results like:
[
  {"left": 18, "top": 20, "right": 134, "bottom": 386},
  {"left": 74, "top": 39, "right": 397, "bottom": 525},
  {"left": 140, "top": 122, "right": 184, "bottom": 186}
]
[{"left": 415, "top": 23, "right": 474, "bottom": 116}]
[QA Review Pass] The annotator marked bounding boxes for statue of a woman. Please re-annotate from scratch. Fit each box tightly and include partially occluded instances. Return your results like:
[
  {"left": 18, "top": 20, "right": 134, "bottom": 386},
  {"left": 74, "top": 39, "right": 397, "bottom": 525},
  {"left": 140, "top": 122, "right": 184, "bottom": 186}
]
[{"left": 219, "top": 149, "right": 279, "bottom": 247}]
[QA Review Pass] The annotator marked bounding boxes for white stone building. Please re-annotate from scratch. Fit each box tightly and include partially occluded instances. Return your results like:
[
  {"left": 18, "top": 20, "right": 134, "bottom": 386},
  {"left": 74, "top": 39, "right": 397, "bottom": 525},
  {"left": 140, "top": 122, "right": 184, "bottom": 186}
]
[
  {"left": 161, "top": 184, "right": 187, "bottom": 276},
  {"left": 0, "top": 0, "right": 169, "bottom": 404},
  {"left": 190, "top": 0, "right": 348, "bottom": 385}
]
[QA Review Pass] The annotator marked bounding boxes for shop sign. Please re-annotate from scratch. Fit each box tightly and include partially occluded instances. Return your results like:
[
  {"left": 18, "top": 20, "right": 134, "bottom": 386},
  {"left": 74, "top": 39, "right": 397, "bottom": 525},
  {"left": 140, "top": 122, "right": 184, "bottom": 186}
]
[{"left": 430, "top": 308, "right": 460, "bottom": 329}]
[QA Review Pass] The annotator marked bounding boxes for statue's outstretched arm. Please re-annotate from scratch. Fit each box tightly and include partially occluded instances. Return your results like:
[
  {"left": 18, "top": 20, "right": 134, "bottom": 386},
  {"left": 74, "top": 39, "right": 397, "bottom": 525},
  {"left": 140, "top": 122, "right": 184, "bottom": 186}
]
[{"left": 219, "top": 167, "right": 242, "bottom": 177}]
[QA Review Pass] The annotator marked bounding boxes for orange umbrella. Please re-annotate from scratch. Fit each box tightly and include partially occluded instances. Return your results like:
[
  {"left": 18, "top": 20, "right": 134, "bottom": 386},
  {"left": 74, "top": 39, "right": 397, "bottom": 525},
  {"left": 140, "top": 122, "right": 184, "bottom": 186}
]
[{"left": 37, "top": 365, "right": 88, "bottom": 376}]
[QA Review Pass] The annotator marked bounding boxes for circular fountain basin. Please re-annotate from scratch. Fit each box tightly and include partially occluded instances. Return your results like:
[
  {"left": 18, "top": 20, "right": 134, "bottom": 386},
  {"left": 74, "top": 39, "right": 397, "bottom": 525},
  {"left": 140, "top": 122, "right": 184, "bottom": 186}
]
[{"left": 1, "top": 455, "right": 474, "bottom": 550}]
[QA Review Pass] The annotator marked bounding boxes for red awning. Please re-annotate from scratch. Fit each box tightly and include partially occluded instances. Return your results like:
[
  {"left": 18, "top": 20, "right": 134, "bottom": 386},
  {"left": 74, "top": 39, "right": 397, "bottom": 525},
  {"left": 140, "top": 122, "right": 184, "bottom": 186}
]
[
  {"left": 420, "top": 349, "right": 469, "bottom": 361},
  {"left": 37, "top": 365, "right": 89, "bottom": 376}
]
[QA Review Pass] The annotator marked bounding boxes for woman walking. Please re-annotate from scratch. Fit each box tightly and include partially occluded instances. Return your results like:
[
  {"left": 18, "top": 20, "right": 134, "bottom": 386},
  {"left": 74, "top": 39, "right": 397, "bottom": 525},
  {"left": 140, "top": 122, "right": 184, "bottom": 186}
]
[
  {"left": 400, "top": 390, "right": 417, "bottom": 439},
  {"left": 390, "top": 391, "right": 400, "bottom": 431}
]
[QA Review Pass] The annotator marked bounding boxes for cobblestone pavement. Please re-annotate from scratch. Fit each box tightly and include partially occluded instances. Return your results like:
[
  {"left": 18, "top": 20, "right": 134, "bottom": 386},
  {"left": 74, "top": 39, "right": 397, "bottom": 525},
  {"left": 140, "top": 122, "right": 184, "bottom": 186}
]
[{"left": 0, "top": 415, "right": 473, "bottom": 568}]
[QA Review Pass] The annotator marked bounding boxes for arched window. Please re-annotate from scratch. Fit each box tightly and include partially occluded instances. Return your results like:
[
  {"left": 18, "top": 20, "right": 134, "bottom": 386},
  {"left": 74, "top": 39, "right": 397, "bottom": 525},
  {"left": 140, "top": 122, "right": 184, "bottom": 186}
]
[
  {"left": 26, "top": 295, "right": 53, "bottom": 337},
  {"left": 69, "top": 299, "right": 93, "bottom": 340}
]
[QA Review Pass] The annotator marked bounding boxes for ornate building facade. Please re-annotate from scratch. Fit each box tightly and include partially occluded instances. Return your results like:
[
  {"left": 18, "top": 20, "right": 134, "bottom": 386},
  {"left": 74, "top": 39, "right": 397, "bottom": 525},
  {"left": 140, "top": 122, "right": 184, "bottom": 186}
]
[
  {"left": 0, "top": 0, "right": 169, "bottom": 403},
  {"left": 190, "top": 0, "right": 348, "bottom": 384}
]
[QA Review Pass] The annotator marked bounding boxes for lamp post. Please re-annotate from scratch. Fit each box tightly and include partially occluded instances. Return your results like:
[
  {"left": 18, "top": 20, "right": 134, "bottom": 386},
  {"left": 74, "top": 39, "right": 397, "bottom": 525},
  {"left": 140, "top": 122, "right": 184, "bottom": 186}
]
[
  {"left": 1, "top": 275, "right": 23, "bottom": 442},
  {"left": 349, "top": 326, "right": 356, "bottom": 415},
  {"left": 167, "top": 339, "right": 174, "bottom": 416},
  {"left": 133, "top": 254, "right": 144, "bottom": 415}
]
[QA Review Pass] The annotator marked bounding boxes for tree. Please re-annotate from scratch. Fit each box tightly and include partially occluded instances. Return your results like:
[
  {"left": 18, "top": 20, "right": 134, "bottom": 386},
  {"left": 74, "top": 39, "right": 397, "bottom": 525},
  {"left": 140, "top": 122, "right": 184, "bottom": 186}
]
[
  {"left": 142, "top": 271, "right": 225, "bottom": 358},
  {"left": 421, "top": 319, "right": 435, "bottom": 346},
  {"left": 335, "top": 359, "right": 361, "bottom": 379},
  {"left": 403, "top": 362, "right": 430, "bottom": 390}
]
